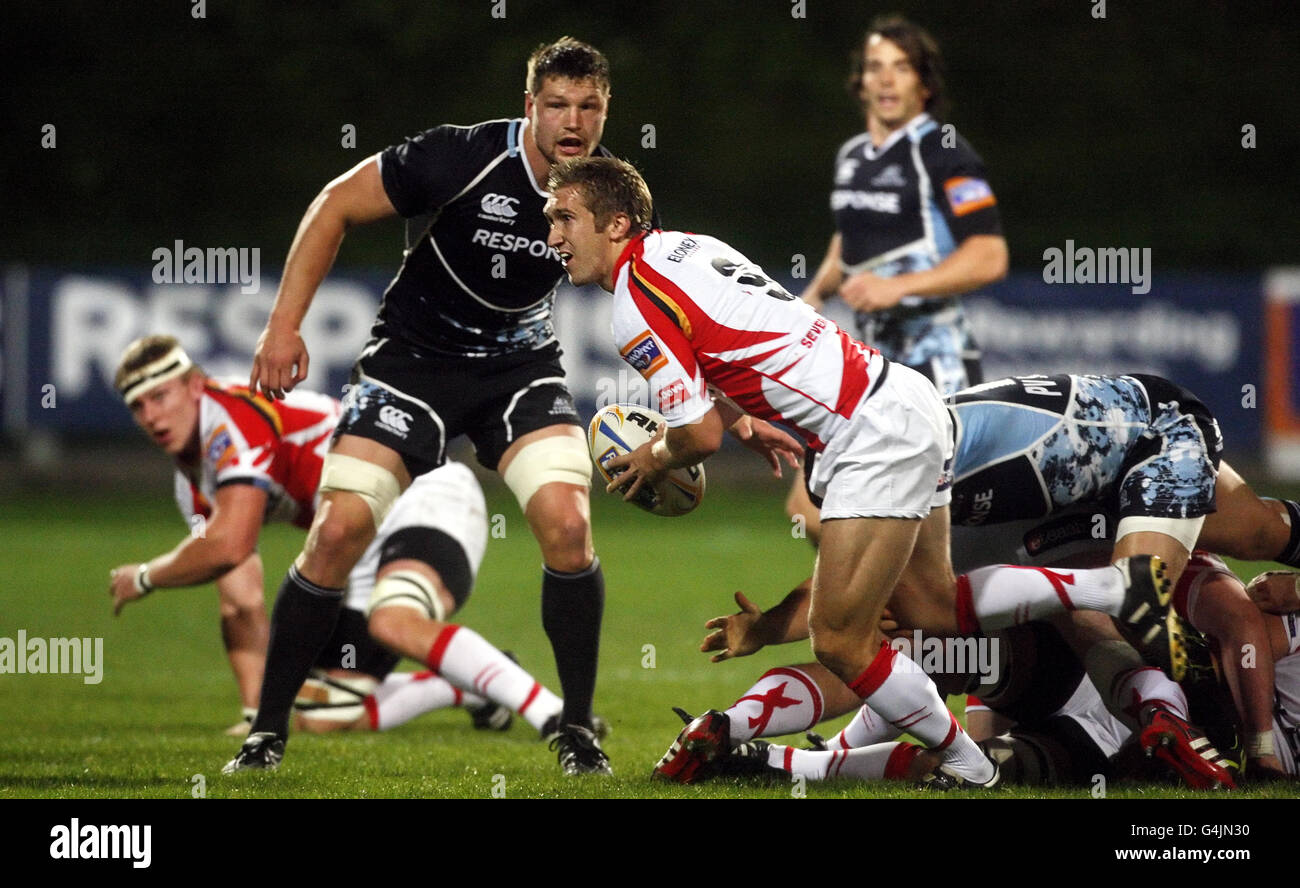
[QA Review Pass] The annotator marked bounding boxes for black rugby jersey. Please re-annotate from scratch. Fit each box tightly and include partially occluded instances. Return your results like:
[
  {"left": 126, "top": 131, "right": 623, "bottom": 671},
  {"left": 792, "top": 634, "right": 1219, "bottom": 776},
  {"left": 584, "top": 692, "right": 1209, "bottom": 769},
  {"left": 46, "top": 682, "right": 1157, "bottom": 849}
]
[
  {"left": 375, "top": 118, "right": 615, "bottom": 357},
  {"left": 831, "top": 113, "right": 1001, "bottom": 289}
]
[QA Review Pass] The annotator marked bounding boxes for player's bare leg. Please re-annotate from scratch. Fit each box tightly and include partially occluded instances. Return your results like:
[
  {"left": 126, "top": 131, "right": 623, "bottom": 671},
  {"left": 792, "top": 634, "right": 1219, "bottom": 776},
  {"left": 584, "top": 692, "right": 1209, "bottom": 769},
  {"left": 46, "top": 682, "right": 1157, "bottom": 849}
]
[
  {"left": 500, "top": 425, "right": 610, "bottom": 774},
  {"left": 810, "top": 509, "right": 995, "bottom": 786},
  {"left": 216, "top": 555, "right": 269, "bottom": 734},
  {"left": 225, "top": 436, "right": 409, "bottom": 772},
  {"left": 366, "top": 560, "right": 563, "bottom": 733}
]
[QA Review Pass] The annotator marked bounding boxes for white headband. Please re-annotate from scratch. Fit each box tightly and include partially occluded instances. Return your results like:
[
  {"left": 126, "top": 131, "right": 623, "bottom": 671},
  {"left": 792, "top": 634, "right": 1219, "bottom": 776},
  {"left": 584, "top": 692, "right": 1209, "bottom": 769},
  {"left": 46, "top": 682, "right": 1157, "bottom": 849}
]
[{"left": 117, "top": 345, "right": 195, "bottom": 403}]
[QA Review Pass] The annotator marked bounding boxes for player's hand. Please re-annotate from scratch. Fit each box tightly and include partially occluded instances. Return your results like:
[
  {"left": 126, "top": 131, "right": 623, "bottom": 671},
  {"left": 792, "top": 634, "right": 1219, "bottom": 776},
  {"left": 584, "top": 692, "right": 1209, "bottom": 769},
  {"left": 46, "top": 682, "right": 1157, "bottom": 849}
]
[
  {"left": 250, "top": 325, "right": 310, "bottom": 400},
  {"left": 701, "top": 591, "right": 766, "bottom": 662},
  {"left": 109, "top": 565, "right": 145, "bottom": 617},
  {"left": 728, "top": 416, "right": 802, "bottom": 478},
  {"left": 604, "top": 439, "right": 668, "bottom": 502},
  {"left": 840, "top": 271, "right": 908, "bottom": 312}
]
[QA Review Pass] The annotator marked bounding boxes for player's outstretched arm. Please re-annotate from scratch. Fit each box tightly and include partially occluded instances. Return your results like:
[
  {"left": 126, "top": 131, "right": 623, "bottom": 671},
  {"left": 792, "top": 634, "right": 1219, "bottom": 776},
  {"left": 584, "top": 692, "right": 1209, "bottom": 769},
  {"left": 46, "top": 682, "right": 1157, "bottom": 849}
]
[
  {"left": 701, "top": 580, "right": 814, "bottom": 662},
  {"left": 252, "top": 156, "right": 398, "bottom": 399},
  {"left": 109, "top": 484, "right": 267, "bottom": 615}
]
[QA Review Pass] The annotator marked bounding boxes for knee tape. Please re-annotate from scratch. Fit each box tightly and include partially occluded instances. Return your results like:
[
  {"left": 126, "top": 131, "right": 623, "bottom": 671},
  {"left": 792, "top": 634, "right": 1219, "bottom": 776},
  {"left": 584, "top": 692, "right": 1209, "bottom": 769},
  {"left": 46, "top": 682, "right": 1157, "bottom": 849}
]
[
  {"left": 368, "top": 569, "right": 445, "bottom": 621},
  {"left": 501, "top": 434, "right": 591, "bottom": 512},
  {"left": 318, "top": 453, "right": 402, "bottom": 528},
  {"left": 1115, "top": 515, "right": 1205, "bottom": 554}
]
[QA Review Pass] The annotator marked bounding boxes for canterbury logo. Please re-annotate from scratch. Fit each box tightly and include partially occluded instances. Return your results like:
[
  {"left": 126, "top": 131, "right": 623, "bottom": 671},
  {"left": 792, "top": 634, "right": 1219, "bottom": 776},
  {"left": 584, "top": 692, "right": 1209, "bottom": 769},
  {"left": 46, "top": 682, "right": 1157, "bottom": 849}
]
[
  {"left": 377, "top": 405, "right": 413, "bottom": 434},
  {"left": 480, "top": 193, "right": 519, "bottom": 218}
]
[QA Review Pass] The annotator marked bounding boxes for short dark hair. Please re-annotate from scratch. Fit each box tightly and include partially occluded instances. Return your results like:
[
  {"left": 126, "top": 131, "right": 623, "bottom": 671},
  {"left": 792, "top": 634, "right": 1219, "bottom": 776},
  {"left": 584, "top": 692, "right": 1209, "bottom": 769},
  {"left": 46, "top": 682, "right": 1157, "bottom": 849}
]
[
  {"left": 526, "top": 37, "right": 610, "bottom": 95},
  {"left": 847, "top": 15, "right": 947, "bottom": 120},
  {"left": 547, "top": 157, "right": 653, "bottom": 233}
]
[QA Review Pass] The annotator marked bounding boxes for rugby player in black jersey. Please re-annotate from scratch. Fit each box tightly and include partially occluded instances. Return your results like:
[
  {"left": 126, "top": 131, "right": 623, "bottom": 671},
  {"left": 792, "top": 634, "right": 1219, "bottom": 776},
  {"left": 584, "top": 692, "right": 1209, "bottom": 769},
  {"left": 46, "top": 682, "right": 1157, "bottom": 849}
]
[
  {"left": 227, "top": 38, "right": 619, "bottom": 775},
  {"left": 789, "top": 15, "right": 1009, "bottom": 545}
]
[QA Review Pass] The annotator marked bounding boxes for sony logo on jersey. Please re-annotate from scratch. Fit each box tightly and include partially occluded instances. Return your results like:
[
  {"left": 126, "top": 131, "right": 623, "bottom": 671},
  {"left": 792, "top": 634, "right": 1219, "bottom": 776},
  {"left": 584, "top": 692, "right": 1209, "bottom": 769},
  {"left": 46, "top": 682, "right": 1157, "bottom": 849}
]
[
  {"left": 477, "top": 193, "right": 520, "bottom": 223},
  {"left": 658, "top": 379, "right": 688, "bottom": 413},
  {"left": 831, "top": 190, "right": 900, "bottom": 213},
  {"left": 471, "top": 229, "right": 561, "bottom": 260}
]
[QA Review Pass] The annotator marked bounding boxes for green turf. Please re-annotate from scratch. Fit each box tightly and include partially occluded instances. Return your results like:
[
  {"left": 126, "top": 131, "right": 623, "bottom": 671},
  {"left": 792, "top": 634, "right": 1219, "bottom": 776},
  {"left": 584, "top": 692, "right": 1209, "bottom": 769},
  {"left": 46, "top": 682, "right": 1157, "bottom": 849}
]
[{"left": 0, "top": 478, "right": 1293, "bottom": 799}]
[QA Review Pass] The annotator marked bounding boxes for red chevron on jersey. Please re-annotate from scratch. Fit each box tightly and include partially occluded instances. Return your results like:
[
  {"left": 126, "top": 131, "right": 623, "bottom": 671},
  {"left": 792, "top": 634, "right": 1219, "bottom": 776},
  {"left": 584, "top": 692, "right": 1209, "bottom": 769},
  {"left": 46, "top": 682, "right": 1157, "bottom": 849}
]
[{"left": 172, "top": 379, "right": 341, "bottom": 531}]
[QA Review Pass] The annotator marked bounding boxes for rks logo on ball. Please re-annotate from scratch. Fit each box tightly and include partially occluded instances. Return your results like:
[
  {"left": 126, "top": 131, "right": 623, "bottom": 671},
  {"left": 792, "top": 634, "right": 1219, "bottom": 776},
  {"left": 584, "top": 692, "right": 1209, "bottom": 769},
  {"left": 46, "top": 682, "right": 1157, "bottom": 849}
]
[
  {"left": 478, "top": 192, "right": 520, "bottom": 222},
  {"left": 620, "top": 330, "right": 668, "bottom": 380},
  {"left": 376, "top": 404, "right": 413, "bottom": 438}
]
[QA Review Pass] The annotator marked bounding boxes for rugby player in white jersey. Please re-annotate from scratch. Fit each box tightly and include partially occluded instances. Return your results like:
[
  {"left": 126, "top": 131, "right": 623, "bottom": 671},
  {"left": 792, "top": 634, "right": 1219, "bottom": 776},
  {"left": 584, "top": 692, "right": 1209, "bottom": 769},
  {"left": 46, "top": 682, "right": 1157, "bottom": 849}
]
[
  {"left": 109, "top": 335, "right": 566, "bottom": 741},
  {"left": 543, "top": 157, "right": 1174, "bottom": 788}
]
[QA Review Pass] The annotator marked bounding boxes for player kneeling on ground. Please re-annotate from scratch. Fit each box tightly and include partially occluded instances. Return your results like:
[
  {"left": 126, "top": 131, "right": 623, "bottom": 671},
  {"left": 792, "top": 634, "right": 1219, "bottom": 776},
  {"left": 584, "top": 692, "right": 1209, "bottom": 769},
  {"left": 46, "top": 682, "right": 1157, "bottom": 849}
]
[{"left": 108, "top": 336, "right": 567, "bottom": 752}]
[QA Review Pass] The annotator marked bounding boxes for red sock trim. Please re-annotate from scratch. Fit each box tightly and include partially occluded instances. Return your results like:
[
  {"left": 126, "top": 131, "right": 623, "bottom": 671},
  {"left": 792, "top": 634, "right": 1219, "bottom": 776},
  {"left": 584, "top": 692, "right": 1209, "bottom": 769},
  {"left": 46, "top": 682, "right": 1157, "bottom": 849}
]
[
  {"left": 518, "top": 681, "right": 541, "bottom": 715},
  {"left": 884, "top": 742, "right": 922, "bottom": 780},
  {"left": 933, "top": 712, "right": 961, "bottom": 751},
  {"left": 425, "top": 624, "right": 461, "bottom": 672},
  {"left": 782, "top": 745, "right": 794, "bottom": 773},
  {"left": 452, "top": 687, "right": 463, "bottom": 706},
  {"left": 364, "top": 695, "right": 379, "bottom": 731},
  {"left": 955, "top": 574, "right": 979, "bottom": 634},
  {"left": 847, "top": 641, "right": 896, "bottom": 699}
]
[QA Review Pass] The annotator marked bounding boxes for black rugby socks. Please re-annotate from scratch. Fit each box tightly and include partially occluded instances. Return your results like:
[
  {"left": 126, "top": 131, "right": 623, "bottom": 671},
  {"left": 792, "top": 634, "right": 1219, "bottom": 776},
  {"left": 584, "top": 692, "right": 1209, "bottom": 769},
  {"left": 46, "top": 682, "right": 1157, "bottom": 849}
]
[
  {"left": 541, "top": 557, "right": 605, "bottom": 728},
  {"left": 249, "top": 565, "right": 345, "bottom": 739}
]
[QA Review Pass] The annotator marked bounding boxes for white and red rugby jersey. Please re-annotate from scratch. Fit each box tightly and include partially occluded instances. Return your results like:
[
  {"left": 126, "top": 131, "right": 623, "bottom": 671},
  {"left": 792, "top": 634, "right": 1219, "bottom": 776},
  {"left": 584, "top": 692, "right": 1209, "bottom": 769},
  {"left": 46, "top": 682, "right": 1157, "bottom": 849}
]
[
  {"left": 172, "top": 380, "right": 341, "bottom": 530},
  {"left": 610, "top": 231, "right": 884, "bottom": 451}
]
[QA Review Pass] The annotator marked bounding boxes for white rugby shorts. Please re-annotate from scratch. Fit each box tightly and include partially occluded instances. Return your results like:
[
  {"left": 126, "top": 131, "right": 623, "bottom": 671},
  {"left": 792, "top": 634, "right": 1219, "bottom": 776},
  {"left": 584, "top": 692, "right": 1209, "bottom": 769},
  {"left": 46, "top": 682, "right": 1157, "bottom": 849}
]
[
  {"left": 344, "top": 462, "right": 488, "bottom": 612},
  {"left": 813, "top": 362, "right": 954, "bottom": 520}
]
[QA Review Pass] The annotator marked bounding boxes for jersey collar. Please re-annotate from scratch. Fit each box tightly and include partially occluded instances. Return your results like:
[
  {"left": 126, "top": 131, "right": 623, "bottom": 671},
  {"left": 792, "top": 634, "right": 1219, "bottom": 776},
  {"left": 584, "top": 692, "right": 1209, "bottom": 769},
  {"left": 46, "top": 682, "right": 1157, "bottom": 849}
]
[
  {"left": 517, "top": 118, "right": 549, "bottom": 198},
  {"left": 865, "top": 112, "right": 931, "bottom": 159},
  {"left": 612, "top": 231, "right": 651, "bottom": 282}
]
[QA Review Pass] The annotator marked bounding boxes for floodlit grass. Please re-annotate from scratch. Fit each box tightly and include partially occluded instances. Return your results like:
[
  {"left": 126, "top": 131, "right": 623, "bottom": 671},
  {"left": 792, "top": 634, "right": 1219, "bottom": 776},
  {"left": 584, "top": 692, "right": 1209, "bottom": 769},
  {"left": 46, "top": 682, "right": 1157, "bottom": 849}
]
[{"left": 1, "top": 479, "right": 1293, "bottom": 799}]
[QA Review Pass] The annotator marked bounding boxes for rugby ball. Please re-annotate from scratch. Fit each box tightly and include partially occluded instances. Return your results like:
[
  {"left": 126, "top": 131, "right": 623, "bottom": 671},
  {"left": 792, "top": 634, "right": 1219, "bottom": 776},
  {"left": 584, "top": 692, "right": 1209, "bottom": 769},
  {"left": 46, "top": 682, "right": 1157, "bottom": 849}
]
[{"left": 587, "top": 404, "right": 706, "bottom": 516}]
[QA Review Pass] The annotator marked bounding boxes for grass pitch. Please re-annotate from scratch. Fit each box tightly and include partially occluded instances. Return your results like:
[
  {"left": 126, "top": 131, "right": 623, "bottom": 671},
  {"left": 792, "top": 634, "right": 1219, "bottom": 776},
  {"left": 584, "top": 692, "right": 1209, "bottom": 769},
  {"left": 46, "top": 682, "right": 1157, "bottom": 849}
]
[{"left": 1, "top": 474, "right": 1294, "bottom": 800}]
